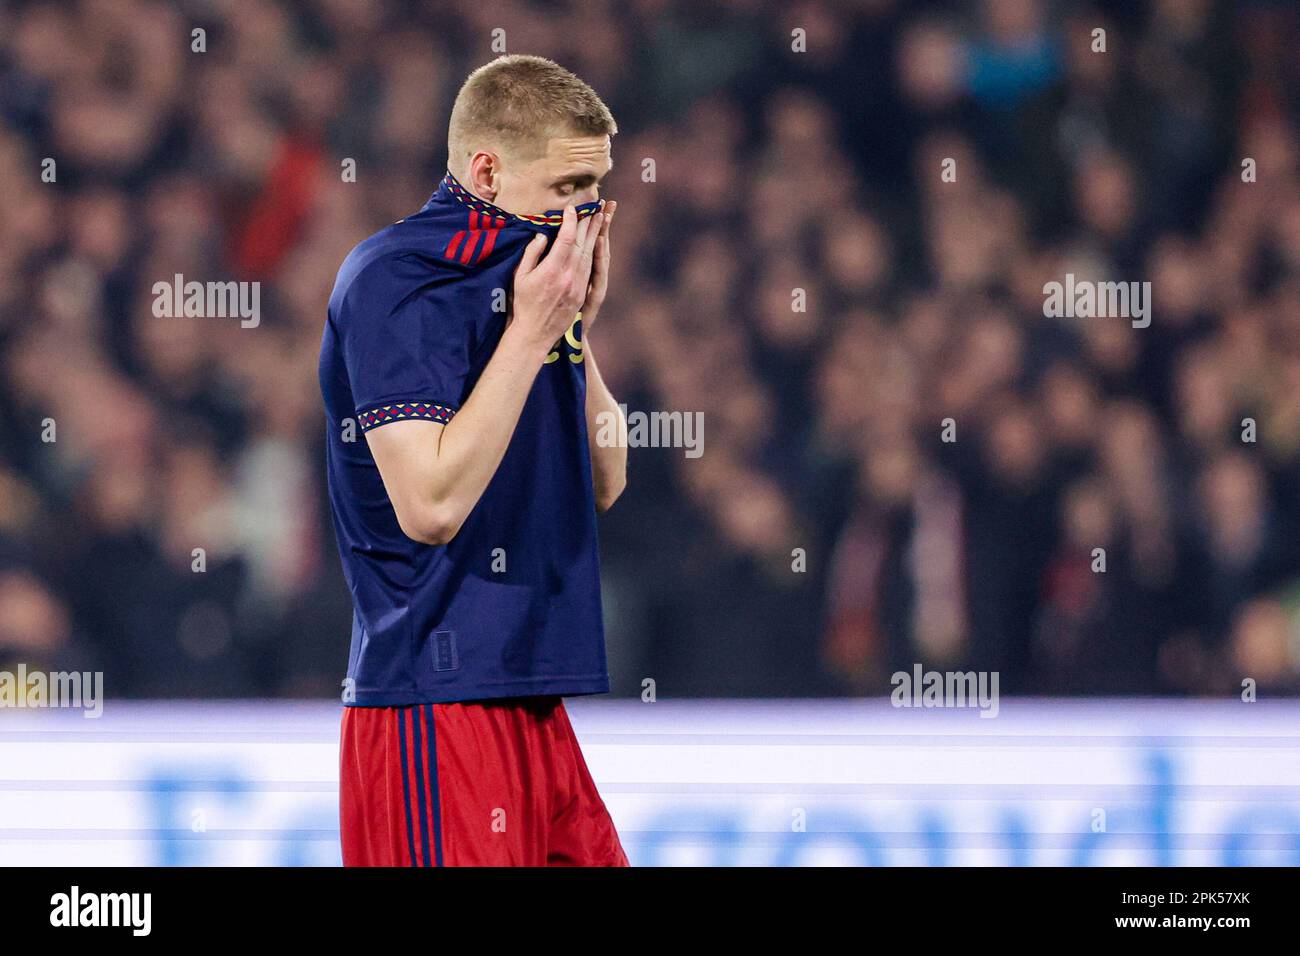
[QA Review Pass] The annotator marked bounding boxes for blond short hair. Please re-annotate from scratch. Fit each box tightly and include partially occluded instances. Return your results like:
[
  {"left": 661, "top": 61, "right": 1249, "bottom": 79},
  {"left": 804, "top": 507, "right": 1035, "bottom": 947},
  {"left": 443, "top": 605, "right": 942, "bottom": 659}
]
[{"left": 447, "top": 55, "right": 617, "bottom": 174}]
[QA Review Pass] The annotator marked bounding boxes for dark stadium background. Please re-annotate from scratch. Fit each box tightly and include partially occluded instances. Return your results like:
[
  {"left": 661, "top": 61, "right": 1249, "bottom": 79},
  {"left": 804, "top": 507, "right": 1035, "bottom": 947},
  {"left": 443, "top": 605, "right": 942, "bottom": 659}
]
[{"left": 2, "top": 0, "right": 1299, "bottom": 702}]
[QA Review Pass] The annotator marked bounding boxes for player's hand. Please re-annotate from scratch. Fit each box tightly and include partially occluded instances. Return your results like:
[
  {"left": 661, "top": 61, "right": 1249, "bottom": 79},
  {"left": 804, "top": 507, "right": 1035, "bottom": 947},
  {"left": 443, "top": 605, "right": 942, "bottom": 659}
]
[
  {"left": 581, "top": 199, "right": 616, "bottom": 329},
  {"left": 510, "top": 204, "right": 603, "bottom": 355}
]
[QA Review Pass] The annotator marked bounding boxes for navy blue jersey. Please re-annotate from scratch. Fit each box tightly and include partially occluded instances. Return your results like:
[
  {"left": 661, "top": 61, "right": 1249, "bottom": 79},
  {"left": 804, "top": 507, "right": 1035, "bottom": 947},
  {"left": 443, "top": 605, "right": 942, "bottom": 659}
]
[{"left": 319, "top": 172, "right": 609, "bottom": 706}]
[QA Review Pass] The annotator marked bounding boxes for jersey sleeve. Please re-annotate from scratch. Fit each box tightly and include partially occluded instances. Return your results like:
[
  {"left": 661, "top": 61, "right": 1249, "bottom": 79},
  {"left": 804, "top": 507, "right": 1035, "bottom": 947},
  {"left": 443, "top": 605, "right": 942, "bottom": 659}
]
[{"left": 335, "top": 253, "right": 469, "bottom": 434}]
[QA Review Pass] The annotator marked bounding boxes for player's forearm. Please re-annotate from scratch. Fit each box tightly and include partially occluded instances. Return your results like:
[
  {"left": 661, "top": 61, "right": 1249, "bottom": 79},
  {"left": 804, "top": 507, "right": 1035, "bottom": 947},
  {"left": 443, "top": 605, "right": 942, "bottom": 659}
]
[
  {"left": 420, "top": 324, "right": 553, "bottom": 537},
  {"left": 583, "top": 337, "right": 627, "bottom": 512}
]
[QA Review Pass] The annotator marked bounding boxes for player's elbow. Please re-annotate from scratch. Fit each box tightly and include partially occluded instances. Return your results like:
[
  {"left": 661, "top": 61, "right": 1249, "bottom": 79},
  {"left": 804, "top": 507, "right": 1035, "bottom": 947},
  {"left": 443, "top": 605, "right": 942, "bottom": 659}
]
[
  {"left": 595, "top": 471, "right": 626, "bottom": 513},
  {"left": 397, "top": 501, "right": 464, "bottom": 547}
]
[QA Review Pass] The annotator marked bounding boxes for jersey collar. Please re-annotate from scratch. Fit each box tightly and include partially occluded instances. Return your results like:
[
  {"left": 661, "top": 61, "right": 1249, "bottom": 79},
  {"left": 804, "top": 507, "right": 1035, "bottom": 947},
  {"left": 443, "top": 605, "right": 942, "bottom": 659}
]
[{"left": 431, "top": 170, "right": 604, "bottom": 230}]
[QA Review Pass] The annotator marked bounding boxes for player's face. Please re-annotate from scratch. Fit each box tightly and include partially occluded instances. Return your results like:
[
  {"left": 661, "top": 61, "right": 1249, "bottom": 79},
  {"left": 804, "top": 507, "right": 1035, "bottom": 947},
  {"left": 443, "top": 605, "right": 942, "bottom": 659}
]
[{"left": 493, "top": 134, "right": 612, "bottom": 216}]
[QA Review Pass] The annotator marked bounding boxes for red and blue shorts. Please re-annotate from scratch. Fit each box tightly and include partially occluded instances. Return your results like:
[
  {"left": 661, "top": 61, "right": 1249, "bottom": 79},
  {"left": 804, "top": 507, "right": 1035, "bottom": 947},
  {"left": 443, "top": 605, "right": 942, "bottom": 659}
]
[{"left": 339, "top": 696, "right": 628, "bottom": 866}]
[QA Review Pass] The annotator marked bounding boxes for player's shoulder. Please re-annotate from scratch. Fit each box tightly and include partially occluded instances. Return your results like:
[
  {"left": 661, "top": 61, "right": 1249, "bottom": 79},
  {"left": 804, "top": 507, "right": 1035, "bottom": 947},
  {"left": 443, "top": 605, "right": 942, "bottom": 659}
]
[
  {"left": 330, "top": 219, "right": 450, "bottom": 311},
  {"left": 332, "top": 221, "right": 444, "bottom": 295}
]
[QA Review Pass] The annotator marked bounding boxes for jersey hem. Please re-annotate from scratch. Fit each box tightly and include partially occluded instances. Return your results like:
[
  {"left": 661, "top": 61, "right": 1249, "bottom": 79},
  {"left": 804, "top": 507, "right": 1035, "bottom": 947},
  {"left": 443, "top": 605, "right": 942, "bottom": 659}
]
[{"left": 346, "top": 675, "right": 611, "bottom": 706}]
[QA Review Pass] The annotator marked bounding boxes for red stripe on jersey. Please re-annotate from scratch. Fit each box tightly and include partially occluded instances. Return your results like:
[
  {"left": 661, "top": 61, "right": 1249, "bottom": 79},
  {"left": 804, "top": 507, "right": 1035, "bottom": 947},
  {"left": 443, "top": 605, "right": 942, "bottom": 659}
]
[
  {"left": 476, "top": 217, "right": 505, "bottom": 263},
  {"left": 459, "top": 233, "right": 483, "bottom": 265}
]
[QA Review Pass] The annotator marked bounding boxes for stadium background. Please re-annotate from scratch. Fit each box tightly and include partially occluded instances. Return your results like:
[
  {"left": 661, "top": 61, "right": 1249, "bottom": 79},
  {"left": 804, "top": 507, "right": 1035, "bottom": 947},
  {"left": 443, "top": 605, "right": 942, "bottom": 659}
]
[{"left": 3, "top": 0, "right": 1300, "bottom": 868}]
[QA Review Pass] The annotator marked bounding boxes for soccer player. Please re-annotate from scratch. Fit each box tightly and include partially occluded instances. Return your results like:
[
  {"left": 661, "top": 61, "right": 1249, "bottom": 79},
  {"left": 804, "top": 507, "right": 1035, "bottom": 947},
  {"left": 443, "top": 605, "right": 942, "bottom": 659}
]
[{"left": 319, "top": 55, "right": 629, "bottom": 866}]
